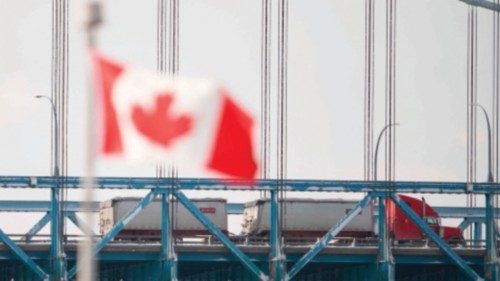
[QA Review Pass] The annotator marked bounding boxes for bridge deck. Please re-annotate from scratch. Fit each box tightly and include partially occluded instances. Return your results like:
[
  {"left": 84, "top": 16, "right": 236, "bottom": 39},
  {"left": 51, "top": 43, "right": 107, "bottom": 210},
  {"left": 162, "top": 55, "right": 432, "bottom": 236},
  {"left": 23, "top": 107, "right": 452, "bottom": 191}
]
[{"left": 0, "top": 241, "right": 488, "bottom": 265}]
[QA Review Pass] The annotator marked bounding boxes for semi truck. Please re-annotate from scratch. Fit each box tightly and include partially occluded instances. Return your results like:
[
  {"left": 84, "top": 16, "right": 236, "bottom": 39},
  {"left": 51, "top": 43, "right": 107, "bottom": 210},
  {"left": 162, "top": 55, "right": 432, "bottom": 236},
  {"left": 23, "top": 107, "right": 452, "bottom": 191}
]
[
  {"left": 100, "top": 195, "right": 463, "bottom": 244},
  {"left": 242, "top": 195, "right": 464, "bottom": 243}
]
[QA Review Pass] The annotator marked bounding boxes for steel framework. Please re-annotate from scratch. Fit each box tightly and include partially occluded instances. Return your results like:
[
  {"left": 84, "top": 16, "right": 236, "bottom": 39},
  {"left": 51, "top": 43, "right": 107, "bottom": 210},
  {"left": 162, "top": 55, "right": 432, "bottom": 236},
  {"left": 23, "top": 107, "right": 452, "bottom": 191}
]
[{"left": 0, "top": 176, "right": 498, "bottom": 280}]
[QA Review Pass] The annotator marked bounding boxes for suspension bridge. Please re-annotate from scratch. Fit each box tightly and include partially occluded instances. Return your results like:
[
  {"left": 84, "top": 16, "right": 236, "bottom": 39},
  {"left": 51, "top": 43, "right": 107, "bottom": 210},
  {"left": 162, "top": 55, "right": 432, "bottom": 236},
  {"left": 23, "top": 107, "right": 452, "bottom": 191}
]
[{"left": 2, "top": 0, "right": 500, "bottom": 281}]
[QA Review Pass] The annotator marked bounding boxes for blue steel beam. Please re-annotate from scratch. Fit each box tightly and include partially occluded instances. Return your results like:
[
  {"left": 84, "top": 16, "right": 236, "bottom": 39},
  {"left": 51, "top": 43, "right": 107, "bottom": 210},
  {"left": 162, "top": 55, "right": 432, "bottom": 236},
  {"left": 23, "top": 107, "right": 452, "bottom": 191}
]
[
  {"left": 269, "top": 189, "right": 286, "bottom": 280},
  {"left": 65, "top": 212, "right": 95, "bottom": 236},
  {"left": 67, "top": 190, "right": 158, "bottom": 279},
  {"left": 484, "top": 193, "right": 499, "bottom": 281},
  {"left": 377, "top": 196, "right": 395, "bottom": 280},
  {"left": 173, "top": 190, "right": 269, "bottom": 281},
  {"left": 2, "top": 200, "right": 498, "bottom": 218},
  {"left": 22, "top": 212, "right": 51, "bottom": 242},
  {"left": 458, "top": 0, "right": 500, "bottom": 12},
  {"left": 435, "top": 207, "right": 500, "bottom": 219},
  {"left": 0, "top": 229, "right": 48, "bottom": 280},
  {"left": 389, "top": 194, "right": 483, "bottom": 281},
  {"left": 0, "top": 200, "right": 100, "bottom": 212},
  {"left": 227, "top": 203, "right": 245, "bottom": 214},
  {"left": 287, "top": 193, "right": 373, "bottom": 279},
  {"left": 50, "top": 180, "right": 65, "bottom": 281},
  {"left": 0, "top": 248, "right": 487, "bottom": 265},
  {"left": 160, "top": 192, "right": 177, "bottom": 281},
  {"left": 1, "top": 176, "right": 500, "bottom": 194},
  {"left": 473, "top": 222, "right": 483, "bottom": 247},
  {"left": 458, "top": 218, "right": 478, "bottom": 231}
]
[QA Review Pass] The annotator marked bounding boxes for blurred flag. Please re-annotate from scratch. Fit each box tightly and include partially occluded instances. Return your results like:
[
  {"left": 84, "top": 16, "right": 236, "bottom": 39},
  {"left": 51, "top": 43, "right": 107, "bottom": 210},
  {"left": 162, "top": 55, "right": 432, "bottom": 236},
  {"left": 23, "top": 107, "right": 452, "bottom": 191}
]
[{"left": 92, "top": 51, "right": 258, "bottom": 179}]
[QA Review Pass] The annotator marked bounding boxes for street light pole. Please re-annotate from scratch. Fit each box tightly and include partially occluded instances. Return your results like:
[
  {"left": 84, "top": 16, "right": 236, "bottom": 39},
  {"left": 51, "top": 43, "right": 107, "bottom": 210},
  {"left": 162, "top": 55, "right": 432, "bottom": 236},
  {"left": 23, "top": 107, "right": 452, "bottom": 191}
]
[
  {"left": 474, "top": 104, "right": 494, "bottom": 182},
  {"left": 36, "top": 96, "right": 59, "bottom": 176},
  {"left": 474, "top": 104, "right": 499, "bottom": 281},
  {"left": 373, "top": 123, "right": 398, "bottom": 280},
  {"left": 374, "top": 123, "right": 399, "bottom": 181},
  {"left": 36, "top": 95, "right": 66, "bottom": 280}
]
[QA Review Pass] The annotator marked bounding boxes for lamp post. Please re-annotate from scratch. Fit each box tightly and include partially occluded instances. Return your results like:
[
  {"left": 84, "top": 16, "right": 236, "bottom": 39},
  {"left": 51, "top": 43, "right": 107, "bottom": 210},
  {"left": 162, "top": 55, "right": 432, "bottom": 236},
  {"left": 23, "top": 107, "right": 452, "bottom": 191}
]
[
  {"left": 474, "top": 104, "right": 494, "bottom": 183},
  {"left": 373, "top": 123, "right": 399, "bottom": 181},
  {"left": 36, "top": 95, "right": 66, "bottom": 280},
  {"left": 373, "top": 123, "right": 398, "bottom": 280},
  {"left": 474, "top": 104, "right": 499, "bottom": 281},
  {"left": 36, "top": 96, "right": 59, "bottom": 176}
]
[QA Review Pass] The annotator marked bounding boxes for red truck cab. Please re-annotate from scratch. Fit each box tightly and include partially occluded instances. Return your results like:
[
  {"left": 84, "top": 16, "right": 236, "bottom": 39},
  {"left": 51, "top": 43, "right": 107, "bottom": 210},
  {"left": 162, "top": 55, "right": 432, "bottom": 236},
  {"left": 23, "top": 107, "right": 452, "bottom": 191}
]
[{"left": 386, "top": 195, "right": 464, "bottom": 244}]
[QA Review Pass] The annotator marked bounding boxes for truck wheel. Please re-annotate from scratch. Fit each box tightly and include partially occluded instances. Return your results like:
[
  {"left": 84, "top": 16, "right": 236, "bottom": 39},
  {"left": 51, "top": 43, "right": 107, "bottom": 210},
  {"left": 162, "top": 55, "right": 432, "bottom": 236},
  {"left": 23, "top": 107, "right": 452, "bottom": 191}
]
[{"left": 448, "top": 237, "right": 466, "bottom": 247}]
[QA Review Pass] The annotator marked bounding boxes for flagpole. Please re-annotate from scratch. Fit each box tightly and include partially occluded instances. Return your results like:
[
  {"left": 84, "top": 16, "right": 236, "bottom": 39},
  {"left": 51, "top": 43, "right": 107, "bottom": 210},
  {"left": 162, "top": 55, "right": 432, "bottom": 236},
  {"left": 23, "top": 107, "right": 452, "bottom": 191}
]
[{"left": 79, "top": 1, "right": 102, "bottom": 281}]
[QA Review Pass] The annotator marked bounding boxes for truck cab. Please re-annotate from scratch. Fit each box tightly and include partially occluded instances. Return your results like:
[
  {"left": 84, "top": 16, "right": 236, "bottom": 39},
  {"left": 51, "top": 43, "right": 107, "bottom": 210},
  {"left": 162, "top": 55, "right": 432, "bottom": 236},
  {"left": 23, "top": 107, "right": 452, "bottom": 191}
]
[{"left": 386, "top": 195, "right": 464, "bottom": 244}]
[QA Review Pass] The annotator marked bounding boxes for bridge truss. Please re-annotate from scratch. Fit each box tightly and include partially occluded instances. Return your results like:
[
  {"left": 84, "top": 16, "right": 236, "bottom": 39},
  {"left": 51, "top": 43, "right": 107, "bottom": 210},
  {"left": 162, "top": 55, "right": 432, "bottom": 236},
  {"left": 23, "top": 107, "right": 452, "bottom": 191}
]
[{"left": 0, "top": 176, "right": 497, "bottom": 280}]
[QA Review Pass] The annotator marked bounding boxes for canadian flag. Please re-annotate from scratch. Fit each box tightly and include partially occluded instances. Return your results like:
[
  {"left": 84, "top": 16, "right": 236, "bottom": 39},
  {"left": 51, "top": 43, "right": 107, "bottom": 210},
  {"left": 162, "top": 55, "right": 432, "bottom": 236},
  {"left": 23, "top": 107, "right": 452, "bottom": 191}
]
[{"left": 92, "top": 51, "right": 258, "bottom": 179}]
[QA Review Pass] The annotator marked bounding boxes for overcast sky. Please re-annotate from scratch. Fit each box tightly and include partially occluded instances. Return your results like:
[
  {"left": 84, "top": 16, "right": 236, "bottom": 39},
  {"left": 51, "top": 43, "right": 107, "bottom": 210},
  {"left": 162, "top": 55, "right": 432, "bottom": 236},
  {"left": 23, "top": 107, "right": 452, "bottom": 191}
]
[{"left": 0, "top": 0, "right": 498, "bottom": 234}]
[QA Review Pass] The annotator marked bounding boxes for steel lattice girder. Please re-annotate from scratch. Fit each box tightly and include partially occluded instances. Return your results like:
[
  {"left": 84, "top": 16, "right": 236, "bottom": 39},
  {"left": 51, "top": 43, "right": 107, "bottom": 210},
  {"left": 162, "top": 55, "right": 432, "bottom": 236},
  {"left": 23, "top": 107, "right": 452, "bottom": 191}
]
[
  {"left": 0, "top": 176, "right": 499, "bottom": 193},
  {"left": 0, "top": 229, "right": 48, "bottom": 280},
  {"left": 173, "top": 189, "right": 269, "bottom": 281},
  {"left": 67, "top": 190, "right": 158, "bottom": 279},
  {"left": 1, "top": 176, "right": 499, "bottom": 280},
  {"left": 22, "top": 212, "right": 51, "bottom": 242},
  {"left": 287, "top": 193, "right": 373, "bottom": 279}
]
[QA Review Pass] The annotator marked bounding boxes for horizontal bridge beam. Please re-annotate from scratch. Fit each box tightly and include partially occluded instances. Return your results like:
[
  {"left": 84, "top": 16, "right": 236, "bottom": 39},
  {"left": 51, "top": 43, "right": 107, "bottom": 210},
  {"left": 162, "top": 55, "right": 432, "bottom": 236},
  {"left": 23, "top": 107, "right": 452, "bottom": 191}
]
[
  {"left": 435, "top": 207, "right": 500, "bottom": 218},
  {"left": 0, "top": 249, "right": 487, "bottom": 264},
  {"left": 0, "top": 200, "right": 497, "bottom": 219},
  {"left": 0, "top": 200, "right": 100, "bottom": 212},
  {"left": 0, "top": 176, "right": 499, "bottom": 194}
]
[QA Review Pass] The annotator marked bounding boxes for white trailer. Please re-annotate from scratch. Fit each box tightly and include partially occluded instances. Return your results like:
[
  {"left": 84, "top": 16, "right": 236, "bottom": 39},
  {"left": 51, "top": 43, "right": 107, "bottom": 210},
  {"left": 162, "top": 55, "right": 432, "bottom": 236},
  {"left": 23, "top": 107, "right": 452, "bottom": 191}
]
[
  {"left": 242, "top": 198, "right": 374, "bottom": 237},
  {"left": 100, "top": 197, "right": 227, "bottom": 238}
]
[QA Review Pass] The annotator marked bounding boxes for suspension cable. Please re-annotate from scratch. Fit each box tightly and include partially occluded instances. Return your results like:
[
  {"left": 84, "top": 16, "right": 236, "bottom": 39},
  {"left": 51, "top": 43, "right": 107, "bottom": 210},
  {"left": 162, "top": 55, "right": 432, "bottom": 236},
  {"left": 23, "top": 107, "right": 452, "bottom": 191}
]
[
  {"left": 364, "top": 0, "right": 375, "bottom": 181},
  {"left": 493, "top": 0, "right": 499, "bottom": 228},
  {"left": 260, "top": 0, "right": 271, "bottom": 199},
  {"left": 62, "top": 0, "right": 69, "bottom": 239},
  {"left": 467, "top": 5, "right": 478, "bottom": 240},
  {"left": 157, "top": 0, "right": 179, "bottom": 243},
  {"left": 385, "top": 0, "right": 397, "bottom": 182},
  {"left": 277, "top": 0, "right": 288, "bottom": 240},
  {"left": 51, "top": 0, "right": 70, "bottom": 243}
]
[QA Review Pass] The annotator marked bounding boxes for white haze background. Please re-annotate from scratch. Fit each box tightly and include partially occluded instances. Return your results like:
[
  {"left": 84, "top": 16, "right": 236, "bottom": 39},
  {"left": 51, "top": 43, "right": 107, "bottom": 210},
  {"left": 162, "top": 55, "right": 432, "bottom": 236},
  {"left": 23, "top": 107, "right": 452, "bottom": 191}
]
[{"left": 0, "top": 0, "right": 497, "bottom": 234}]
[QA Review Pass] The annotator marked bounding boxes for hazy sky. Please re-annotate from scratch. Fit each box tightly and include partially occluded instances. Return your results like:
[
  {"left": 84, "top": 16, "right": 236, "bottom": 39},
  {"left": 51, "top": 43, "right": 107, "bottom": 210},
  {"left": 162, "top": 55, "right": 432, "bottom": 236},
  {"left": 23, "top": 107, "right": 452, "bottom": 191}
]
[{"left": 0, "top": 0, "right": 498, "bottom": 233}]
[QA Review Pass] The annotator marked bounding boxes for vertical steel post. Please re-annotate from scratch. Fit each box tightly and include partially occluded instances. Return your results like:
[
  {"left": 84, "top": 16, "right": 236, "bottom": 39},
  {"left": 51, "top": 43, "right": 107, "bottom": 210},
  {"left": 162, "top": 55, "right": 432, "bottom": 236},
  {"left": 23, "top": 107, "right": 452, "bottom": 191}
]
[
  {"left": 160, "top": 190, "right": 177, "bottom": 280},
  {"left": 270, "top": 188, "right": 286, "bottom": 280},
  {"left": 473, "top": 221, "right": 483, "bottom": 247},
  {"left": 51, "top": 176, "right": 65, "bottom": 281},
  {"left": 485, "top": 193, "right": 499, "bottom": 281},
  {"left": 377, "top": 196, "right": 394, "bottom": 281},
  {"left": 37, "top": 95, "right": 65, "bottom": 281}
]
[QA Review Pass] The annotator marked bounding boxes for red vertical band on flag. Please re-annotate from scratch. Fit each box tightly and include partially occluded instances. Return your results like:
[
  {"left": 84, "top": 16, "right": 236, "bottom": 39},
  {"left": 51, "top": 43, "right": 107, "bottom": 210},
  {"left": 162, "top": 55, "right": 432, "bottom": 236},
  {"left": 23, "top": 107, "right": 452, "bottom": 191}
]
[
  {"left": 92, "top": 51, "right": 124, "bottom": 154},
  {"left": 207, "top": 90, "right": 257, "bottom": 179}
]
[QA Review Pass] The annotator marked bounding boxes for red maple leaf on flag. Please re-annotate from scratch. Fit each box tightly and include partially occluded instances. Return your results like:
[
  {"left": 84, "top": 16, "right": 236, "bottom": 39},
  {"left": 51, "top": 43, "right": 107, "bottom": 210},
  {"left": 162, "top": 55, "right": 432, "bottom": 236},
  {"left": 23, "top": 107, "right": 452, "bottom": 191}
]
[{"left": 131, "top": 93, "right": 193, "bottom": 148}]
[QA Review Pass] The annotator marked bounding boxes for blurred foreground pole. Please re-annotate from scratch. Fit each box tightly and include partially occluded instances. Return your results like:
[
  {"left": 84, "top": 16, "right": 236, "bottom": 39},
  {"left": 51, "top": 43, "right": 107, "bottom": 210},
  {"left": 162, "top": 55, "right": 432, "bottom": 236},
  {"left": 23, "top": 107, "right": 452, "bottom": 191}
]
[{"left": 79, "top": 1, "right": 102, "bottom": 281}]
